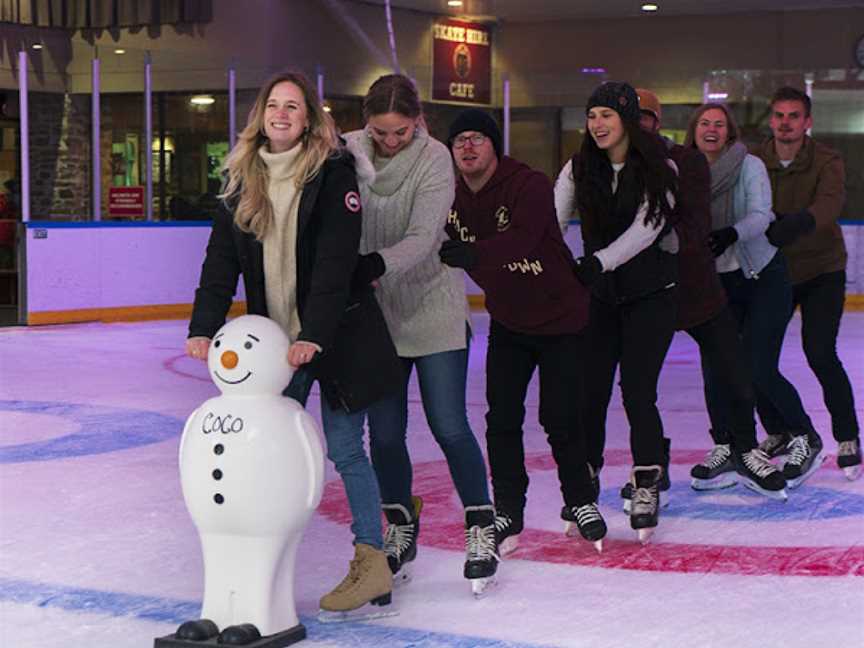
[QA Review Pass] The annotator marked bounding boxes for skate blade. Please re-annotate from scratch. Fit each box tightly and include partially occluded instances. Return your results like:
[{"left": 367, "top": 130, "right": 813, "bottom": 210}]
[
  {"left": 785, "top": 451, "right": 827, "bottom": 490},
  {"left": 318, "top": 597, "right": 398, "bottom": 624},
  {"left": 391, "top": 564, "right": 413, "bottom": 588},
  {"left": 740, "top": 479, "right": 788, "bottom": 501},
  {"left": 471, "top": 575, "right": 497, "bottom": 598},
  {"left": 843, "top": 464, "right": 862, "bottom": 481},
  {"left": 690, "top": 475, "right": 738, "bottom": 491},
  {"left": 498, "top": 535, "right": 519, "bottom": 557},
  {"left": 637, "top": 528, "right": 655, "bottom": 545},
  {"left": 563, "top": 523, "right": 604, "bottom": 553}
]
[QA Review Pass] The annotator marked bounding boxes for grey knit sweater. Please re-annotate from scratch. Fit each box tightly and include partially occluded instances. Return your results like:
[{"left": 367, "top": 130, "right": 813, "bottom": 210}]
[{"left": 345, "top": 128, "right": 467, "bottom": 357}]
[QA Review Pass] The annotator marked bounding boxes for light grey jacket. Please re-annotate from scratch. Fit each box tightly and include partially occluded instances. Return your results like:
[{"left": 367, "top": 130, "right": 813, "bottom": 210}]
[
  {"left": 723, "top": 154, "right": 778, "bottom": 277},
  {"left": 345, "top": 128, "right": 467, "bottom": 358}
]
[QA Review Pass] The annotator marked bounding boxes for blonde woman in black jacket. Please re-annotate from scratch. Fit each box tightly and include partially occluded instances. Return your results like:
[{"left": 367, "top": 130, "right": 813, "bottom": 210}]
[{"left": 187, "top": 71, "right": 401, "bottom": 620}]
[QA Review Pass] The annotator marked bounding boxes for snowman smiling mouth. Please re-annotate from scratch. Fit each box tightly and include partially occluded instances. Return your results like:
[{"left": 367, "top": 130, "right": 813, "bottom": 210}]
[{"left": 214, "top": 370, "right": 253, "bottom": 384}]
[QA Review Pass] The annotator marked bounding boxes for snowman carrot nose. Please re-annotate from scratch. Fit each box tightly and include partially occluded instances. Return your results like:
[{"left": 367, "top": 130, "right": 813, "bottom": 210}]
[{"left": 221, "top": 350, "right": 239, "bottom": 369}]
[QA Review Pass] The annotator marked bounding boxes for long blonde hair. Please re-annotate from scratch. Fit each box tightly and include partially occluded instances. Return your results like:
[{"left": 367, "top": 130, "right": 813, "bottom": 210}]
[{"left": 221, "top": 70, "right": 339, "bottom": 240}]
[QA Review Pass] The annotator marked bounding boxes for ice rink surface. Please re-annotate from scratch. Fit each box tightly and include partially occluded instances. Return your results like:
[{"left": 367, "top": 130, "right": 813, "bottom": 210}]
[{"left": 1, "top": 311, "right": 862, "bottom": 648}]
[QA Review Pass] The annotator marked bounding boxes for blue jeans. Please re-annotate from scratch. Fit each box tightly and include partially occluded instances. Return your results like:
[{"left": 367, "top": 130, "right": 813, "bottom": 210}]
[
  {"left": 368, "top": 346, "right": 491, "bottom": 512},
  {"left": 284, "top": 369, "right": 382, "bottom": 549}
]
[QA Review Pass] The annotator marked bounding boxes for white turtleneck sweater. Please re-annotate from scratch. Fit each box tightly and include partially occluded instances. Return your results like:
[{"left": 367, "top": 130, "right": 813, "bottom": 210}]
[{"left": 258, "top": 145, "right": 303, "bottom": 343}]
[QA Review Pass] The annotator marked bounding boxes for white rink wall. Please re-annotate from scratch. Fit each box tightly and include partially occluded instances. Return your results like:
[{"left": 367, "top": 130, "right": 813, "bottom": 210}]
[{"left": 21, "top": 222, "right": 864, "bottom": 322}]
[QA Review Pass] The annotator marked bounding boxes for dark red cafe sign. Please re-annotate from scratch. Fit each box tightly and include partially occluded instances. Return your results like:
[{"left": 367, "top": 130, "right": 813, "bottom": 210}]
[{"left": 432, "top": 19, "right": 491, "bottom": 105}]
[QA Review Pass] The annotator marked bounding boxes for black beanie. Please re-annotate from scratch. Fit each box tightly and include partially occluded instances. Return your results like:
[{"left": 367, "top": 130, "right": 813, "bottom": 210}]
[
  {"left": 448, "top": 109, "right": 502, "bottom": 158},
  {"left": 586, "top": 82, "right": 641, "bottom": 125}
]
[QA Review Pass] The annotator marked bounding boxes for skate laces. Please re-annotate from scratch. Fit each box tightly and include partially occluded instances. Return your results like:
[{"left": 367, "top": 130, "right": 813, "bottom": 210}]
[
  {"left": 494, "top": 513, "right": 512, "bottom": 534},
  {"left": 383, "top": 521, "right": 414, "bottom": 560},
  {"left": 700, "top": 444, "right": 731, "bottom": 469},
  {"left": 631, "top": 486, "right": 656, "bottom": 514},
  {"left": 741, "top": 449, "right": 777, "bottom": 478},
  {"left": 574, "top": 503, "right": 602, "bottom": 525},
  {"left": 838, "top": 440, "right": 859, "bottom": 457},
  {"left": 759, "top": 434, "right": 787, "bottom": 453},
  {"left": 785, "top": 435, "right": 811, "bottom": 467},
  {"left": 465, "top": 524, "right": 500, "bottom": 563}
]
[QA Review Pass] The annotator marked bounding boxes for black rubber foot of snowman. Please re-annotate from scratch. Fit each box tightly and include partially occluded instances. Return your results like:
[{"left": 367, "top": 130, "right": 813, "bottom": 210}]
[
  {"left": 177, "top": 619, "right": 219, "bottom": 641},
  {"left": 155, "top": 622, "right": 306, "bottom": 647}
]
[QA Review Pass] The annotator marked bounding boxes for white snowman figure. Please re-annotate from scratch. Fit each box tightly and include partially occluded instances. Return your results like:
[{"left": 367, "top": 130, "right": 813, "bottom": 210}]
[{"left": 173, "top": 315, "right": 324, "bottom": 645}]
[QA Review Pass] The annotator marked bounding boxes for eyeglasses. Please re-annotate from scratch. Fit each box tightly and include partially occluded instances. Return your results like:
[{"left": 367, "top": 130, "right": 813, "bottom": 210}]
[{"left": 452, "top": 133, "right": 487, "bottom": 148}]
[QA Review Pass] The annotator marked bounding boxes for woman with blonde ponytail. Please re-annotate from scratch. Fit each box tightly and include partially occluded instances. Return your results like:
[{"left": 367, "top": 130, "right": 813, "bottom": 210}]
[{"left": 187, "top": 70, "right": 402, "bottom": 621}]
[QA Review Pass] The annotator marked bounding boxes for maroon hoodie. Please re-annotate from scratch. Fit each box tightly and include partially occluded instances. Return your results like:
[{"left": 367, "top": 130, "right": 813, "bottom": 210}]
[{"left": 447, "top": 156, "right": 589, "bottom": 335}]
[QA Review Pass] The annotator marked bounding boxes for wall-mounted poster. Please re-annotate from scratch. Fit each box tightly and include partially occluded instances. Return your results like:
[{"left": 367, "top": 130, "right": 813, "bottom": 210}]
[{"left": 432, "top": 19, "right": 491, "bottom": 105}]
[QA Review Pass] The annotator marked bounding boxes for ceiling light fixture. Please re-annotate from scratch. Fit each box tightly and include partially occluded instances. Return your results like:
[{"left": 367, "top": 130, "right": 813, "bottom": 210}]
[
  {"left": 32, "top": 44, "right": 43, "bottom": 50},
  {"left": 641, "top": 3, "right": 659, "bottom": 11},
  {"left": 447, "top": 1, "right": 464, "bottom": 7},
  {"left": 190, "top": 95, "right": 216, "bottom": 106},
  {"left": 114, "top": 48, "right": 126, "bottom": 55},
  {"left": 323, "top": 105, "right": 332, "bottom": 113}
]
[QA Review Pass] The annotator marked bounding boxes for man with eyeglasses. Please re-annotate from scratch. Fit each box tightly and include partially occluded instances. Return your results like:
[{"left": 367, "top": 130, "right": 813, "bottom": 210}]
[{"left": 438, "top": 109, "right": 607, "bottom": 555}]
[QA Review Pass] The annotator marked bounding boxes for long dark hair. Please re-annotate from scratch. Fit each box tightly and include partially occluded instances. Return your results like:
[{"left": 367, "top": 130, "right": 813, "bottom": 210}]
[{"left": 576, "top": 121, "right": 677, "bottom": 230}]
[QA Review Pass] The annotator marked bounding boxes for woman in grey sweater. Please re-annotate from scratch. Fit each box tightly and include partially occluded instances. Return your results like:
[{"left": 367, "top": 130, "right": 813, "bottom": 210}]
[{"left": 346, "top": 74, "right": 497, "bottom": 595}]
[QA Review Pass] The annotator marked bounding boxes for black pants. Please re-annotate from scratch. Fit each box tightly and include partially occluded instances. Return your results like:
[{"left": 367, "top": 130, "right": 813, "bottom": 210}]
[
  {"left": 688, "top": 306, "right": 758, "bottom": 452},
  {"left": 718, "top": 253, "right": 814, "bottom": 438},
  {"left": 485, "top": 320, "right": 594, "bottom": 510},
  {"left": 584, "top": 290, "right": 677, "bottom": 470},
  {"left": 792, "top": 270, "right": 859, "bottom": 442}
]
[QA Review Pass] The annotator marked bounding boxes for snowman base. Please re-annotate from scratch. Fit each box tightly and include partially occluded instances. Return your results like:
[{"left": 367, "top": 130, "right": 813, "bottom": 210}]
[{"left": 154, "top": 623, "right": 306, "bottom": 647}]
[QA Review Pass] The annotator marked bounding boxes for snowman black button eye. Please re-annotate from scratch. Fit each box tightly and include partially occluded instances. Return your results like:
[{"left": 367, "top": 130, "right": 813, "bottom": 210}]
[
  {"left": 212, "top": 469, "right": 223, "bottom": 480},
  {"left": 244, "top": 341, "right": 253, "bottom": 350},
  {"left": 214, "top": 340, "right": 221, "bottom": 348},
  {"left": 214, "top": 493, "right": 224, "bottom": 504},
  {"left": 214, "top": 444, "right": 224, "bottom": 455}
]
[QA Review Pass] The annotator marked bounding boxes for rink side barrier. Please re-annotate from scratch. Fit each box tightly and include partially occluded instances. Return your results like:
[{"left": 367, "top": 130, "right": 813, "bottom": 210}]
[
  {"left": 18, "top": 220, "right": 864, "bottom": 325},
  {"left": 23, "top": 221, "right": 247, "bottom": 325}
]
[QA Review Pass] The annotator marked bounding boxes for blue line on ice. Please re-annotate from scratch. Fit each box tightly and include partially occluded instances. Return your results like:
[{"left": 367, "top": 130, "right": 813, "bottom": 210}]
[
  {"left": 0, "top": 577, "right": 553, "bottom": 648},
  {"left": 599, "top": 482, "right": 864, "bottom": 521},
  {"left": 0, "top": 400, "right": 182, "bottom": 463}
]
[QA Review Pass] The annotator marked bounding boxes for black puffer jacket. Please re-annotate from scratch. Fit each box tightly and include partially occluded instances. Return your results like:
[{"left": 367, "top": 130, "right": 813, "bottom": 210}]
[{"left": 189, "top": 151, "right": 401, "bottom": 412}]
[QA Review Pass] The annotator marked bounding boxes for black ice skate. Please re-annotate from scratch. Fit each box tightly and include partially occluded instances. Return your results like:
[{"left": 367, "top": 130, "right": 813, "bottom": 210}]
[
  {"left": 758, "top": 432, "right": 792, "bottom": 458},
  {"left": 629, "top": 465, "right": 662, "bottom": 545},
  {"left": 690, "top": 443, "right": 738, "bottom": 491},
  {"left": 382, "top": 496, "right": 422, "bottom": 585},
  {"left": 561, "top": 503, "right": 606, "bottom": 553},
  {"left": 622, "top": 438, "right": 671, "bottom": 512},
  {"left": 837, "top": 439, "right": 862, "bottom": 481},
  {"left": 464, "top": 505, "right": 500, "bottom": 597},
  {"left": 782, "top": 433, "right": 826, "bottom": 489},
  {"left": 734, "top": 448, "right": 787, "bottom": 501},
  {"left": 493, "top": 505, "right": 523, "bottom": 557}
]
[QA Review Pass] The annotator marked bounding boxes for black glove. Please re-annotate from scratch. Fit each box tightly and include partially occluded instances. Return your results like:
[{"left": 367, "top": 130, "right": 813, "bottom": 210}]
[
  {"left": 439, "top": 239, "right": 478, "bottom": 270},
  {"left": 572, "top": 254, "right": 602, "bottom": 287},
  {"left": 765, "top": 210, "right": 816, "bottom": 248},
  {"left": 352, "top": 252, "right": 386, "bottom": 289},
  {"left": 707, "top": 226, "right": 738, "bottom": 258}
]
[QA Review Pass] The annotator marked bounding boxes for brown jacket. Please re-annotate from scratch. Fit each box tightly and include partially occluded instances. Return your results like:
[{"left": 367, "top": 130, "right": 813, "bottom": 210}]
[{"left": 756, "top": 136, "right": 847, "bottom": 285}]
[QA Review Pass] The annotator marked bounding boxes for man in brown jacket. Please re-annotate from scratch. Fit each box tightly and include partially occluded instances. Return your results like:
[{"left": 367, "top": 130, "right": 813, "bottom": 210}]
[{"left": 756, "top": 86, "right": 860, "bottom": 480}]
